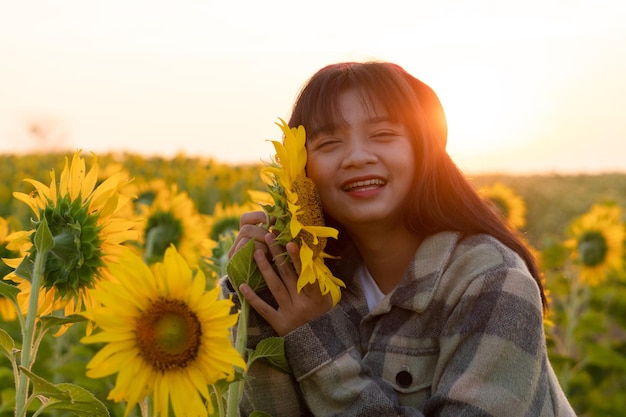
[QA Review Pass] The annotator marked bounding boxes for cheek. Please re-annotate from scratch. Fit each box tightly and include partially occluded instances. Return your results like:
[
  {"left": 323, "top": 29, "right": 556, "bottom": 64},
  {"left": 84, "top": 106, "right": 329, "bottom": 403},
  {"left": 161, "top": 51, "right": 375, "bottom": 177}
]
[
  {"left": 394, "top": 144, "right": 418, "bottom": 190},
  {"left": 305, "top": 156, "right": 326, "bottom": 186},
  {"left": 306, "top": 160, "right": 333, "bottom": 206}
]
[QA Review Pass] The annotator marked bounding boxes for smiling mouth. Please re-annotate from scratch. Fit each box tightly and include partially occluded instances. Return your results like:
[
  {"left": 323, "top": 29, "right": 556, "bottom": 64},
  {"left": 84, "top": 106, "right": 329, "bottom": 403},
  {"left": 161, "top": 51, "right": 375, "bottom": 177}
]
[{"left": 343, "top": 178, "right": 386, "bottom": 192}]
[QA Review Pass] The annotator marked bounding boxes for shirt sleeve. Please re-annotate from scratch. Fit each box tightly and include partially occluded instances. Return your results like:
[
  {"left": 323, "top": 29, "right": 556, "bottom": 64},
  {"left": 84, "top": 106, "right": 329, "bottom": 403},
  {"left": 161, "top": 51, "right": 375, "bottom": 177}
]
[{"left": 424, "top": 266, "right": 575, "bottom": 416}]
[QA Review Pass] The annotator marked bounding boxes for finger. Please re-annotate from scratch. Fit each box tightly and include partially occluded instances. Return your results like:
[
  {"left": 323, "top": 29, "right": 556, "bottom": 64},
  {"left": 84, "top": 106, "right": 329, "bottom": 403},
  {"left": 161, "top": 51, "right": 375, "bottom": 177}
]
[
  {"left": 285, "top": 241, "right": 302, "bottom": 276},
  {"left": 265, "top": 233, "right": 287, "bottom": 264},
  {"left": 229, "top": 233, "right": 267, "bottom": 258},
  {"left": 264, "top": 234, "right": 298, "bottom": 284},
  {"left": 228, "top": 223, "right": 270, "bottom": 258},
  {"left": 253, "top": 248, "right": 290, "bottom": 305},
  {"left": 239, "top": 211, "right": 268, "bottom": 228},
  {"left": 239, "top": 283, "right": 281, "bottom": 324}
]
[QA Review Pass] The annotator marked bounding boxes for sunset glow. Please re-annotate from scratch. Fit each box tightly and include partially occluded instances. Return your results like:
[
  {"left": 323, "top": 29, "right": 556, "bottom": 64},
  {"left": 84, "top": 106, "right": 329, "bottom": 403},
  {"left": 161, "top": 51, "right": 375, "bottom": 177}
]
[{"left": 1, "top": 0, "right": 625, "bottom": 174}]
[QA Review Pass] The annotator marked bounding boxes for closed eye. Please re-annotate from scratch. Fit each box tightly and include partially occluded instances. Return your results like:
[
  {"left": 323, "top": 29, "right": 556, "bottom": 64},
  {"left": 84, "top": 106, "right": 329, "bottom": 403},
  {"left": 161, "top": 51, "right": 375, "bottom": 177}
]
[
  {"left": 371, "top": 130, "right": 400, "bottom": 140},
  {"left": 309, "top": 136, "right": 342, "bottom": 151}
]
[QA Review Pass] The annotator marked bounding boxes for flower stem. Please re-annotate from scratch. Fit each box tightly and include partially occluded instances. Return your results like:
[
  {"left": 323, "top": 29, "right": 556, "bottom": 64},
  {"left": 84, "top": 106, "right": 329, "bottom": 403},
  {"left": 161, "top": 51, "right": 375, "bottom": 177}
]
[
  {"left": 14, "top": 249, "right": 47, "bottom": 417},
  {"left": 226, "top": 298, "right": 249, "bottom": 417},
  {"left": 560, "top": 266, "right": 587, "bottom": 393}
]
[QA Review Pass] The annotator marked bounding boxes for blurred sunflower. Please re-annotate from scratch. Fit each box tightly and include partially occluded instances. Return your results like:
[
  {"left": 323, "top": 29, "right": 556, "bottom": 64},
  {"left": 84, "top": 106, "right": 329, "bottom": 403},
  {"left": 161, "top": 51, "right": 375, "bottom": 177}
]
[
  {"left": 479, "top": 182, "right": 527, "bottom": 229},
  {"left": 0, "top": 216, "right": 22, "bottom": 321},
  {"left": 81, "top": 246, "right": 245, "bottom": 417},
  {"left": 565, "top": 204, "right": 624, "bottom": 286},
  {"left": 204, "top": 201, "right": 261, "bottom": 278},
  {"left": 133, "top": 178, "right": 167, "bottom": 211},
  {"left": 137, "top": 182, "right": 215, "bottom": 267},
  {"left": 208, "top": 201, "right": 259, "bottom": 242},
  {"left": 261, "top": 119, "right": 345, "bottom": 305},
  {"left": 97, "top": 160, "right": 140, "bottom": 219},
  {"left": 4, "top": 151, "right": 138, "bottom": 325}
]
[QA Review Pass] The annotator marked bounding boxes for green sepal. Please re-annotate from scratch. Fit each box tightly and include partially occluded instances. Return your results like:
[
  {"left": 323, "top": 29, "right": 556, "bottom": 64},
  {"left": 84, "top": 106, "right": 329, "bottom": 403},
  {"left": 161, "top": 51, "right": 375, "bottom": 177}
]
[
  {"left": 248, "top": 337, "right": 291, "bottom": 373},
  {"left": 0, "top": 328, "right": 15, "bottom": 361},
  {"left": 34, "top": 215, "right": 55, "bottom": 253},
  {"left": 226, "top": 239, "right": 266, "bottom": 295},
  {"left": 14, "top": 256, "right": 33, "bottom": 282}
]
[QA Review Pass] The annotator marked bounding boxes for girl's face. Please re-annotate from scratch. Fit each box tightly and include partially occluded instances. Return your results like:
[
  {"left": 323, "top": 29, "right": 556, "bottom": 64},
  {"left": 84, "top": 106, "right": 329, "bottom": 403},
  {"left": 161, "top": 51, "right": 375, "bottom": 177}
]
[{"left": 305, "top": 89, "right": 416, "bottom": 232}]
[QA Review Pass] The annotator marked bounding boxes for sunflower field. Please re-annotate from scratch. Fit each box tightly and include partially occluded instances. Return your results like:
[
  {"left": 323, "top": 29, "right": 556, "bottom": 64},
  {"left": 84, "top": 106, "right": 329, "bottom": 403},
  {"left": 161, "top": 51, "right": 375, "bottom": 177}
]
[{"left": 1, "top": 151, "right": 626, "bottom": 417}]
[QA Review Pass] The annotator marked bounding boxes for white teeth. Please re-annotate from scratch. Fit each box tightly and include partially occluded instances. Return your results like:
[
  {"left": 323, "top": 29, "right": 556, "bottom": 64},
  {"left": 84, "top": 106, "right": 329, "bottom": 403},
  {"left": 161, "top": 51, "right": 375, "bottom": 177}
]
[{"left": 345, "top": 179, "right": 385, "bottom": 190}]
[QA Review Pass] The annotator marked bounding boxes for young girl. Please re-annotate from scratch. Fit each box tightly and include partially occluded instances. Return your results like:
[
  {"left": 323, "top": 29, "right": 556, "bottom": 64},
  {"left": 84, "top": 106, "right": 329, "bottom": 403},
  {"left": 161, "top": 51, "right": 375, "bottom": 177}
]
[{"left": 224, "top": 61, "right": 576, "bottom": 416}]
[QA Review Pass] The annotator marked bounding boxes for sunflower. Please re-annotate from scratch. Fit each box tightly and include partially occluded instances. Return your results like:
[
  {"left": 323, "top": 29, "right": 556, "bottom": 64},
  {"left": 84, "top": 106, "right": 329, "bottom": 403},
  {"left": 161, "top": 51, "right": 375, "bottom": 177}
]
[
  {"left": 204, "top": 201, "right": 261, "bottom": 279},
  {"left": 208, "top": 201, "right": 260, "bottom": 243},
  {"left": 4, "top": 151, "right": 138, "bottom": 323},
  {"left": 479, "top": 182, "right": 527, "bottom": 229},
  {"left": 261, "top": 119, "right": 345, "bottom": 305},
  {"left": 0, "top": 216, "right": 22, "bottom": 321},
  {"left": 81, "top": 246, "right": 245, "bottom": 417},
  {"left": 137, "top": 181, "right": 215, "bottom": 268},
  {"left": 565, "top": 204, "right": 624, "bottom": 286}
]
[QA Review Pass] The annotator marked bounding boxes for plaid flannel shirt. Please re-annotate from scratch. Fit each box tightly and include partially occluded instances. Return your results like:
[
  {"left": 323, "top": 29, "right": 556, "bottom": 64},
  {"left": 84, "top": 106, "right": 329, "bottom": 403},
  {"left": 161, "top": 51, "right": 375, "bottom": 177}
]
[{"left": 222, "top": 231, "right": 577, "bottom": 416}]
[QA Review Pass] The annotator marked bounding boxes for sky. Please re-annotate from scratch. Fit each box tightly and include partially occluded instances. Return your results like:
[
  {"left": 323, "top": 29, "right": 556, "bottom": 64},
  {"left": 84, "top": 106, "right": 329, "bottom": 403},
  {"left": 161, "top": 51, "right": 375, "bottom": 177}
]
[{"left": 1, "top": 0, "right": 625, "bottom": 174}]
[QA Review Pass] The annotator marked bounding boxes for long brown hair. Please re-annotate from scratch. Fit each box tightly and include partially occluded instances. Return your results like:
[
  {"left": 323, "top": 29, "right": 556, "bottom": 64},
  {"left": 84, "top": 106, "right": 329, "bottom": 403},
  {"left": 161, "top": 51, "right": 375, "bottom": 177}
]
[{"left": 289, "top": 61, "right": 547, "bottom": 308}]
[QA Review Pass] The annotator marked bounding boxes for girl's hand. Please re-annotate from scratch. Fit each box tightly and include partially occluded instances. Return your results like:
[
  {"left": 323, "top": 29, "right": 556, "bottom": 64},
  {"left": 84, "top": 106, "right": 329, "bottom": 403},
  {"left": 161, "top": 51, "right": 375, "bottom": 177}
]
[
  {"left": 228, "top": 211, "right": 271, "bottom": 258},
  {"left": 239, "top": 233, "right": 333, "bottom": 336}
]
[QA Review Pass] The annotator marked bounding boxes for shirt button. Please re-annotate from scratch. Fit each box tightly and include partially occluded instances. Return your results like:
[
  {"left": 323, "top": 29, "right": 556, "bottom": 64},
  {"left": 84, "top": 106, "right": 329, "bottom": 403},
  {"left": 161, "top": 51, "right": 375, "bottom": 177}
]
[{"left": 395, "top": 370, "right": 413, "bottom": 388}]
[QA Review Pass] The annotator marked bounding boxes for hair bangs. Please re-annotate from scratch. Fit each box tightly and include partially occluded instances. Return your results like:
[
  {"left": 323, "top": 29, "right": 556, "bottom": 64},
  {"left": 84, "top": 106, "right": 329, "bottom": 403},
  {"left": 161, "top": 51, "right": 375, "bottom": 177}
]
[{"left": 289, "top": 62, "right": 418, "bottom": 141}]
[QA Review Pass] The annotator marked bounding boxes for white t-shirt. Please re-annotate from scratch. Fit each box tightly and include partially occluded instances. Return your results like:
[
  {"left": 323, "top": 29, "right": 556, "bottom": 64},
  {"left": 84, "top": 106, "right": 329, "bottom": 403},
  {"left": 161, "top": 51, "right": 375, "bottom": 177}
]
[{"left": 357, "top": 264, "right": 385, "bottom": 311}]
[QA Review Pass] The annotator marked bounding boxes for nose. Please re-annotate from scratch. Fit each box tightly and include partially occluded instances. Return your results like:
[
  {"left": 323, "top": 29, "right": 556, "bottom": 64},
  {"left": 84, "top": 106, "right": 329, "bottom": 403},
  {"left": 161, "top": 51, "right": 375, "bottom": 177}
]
[{"left": 341, "top": 137, "right": 377, "bottom": 168}]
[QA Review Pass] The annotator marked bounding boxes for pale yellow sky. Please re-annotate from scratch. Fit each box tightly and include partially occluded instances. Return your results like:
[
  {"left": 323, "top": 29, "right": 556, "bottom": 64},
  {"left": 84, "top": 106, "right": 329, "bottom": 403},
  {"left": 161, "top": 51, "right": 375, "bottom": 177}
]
[{"left": 1, "top": 0, "right": 625, "bottom": 174}]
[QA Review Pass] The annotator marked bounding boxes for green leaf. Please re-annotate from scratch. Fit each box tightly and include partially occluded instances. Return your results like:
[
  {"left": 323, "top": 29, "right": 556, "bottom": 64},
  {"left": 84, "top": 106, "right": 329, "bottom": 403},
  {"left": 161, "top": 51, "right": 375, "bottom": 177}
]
[
  {"left": 0, "top": 388, "right": 16, "bottom": 413},
  {"left": 43, "top": 383, "right": 110, "bottom": 417},
  {"left": 250, "top": 412, "right": 274, "bottom": 417},
  {"left": 19, "top": 367, "right": 71, "bottom": 401},
  {"left": 0, "top": 328, "right": 15, "bottom": 360},
  {"left": 226, "top": 239, "right": 266, "bottom": 294},
  {"left": 19, "top": 368, "right": 110, "bottom": 416},
  {"left": 34, "top": 215, "right": 54, "bottom": 253},
  {"left": 585, "top": 345, "right": 626, "bottom": 371},
  {"left": 0, "top": 279, "right": 20, "bottom": 302},
  {"left": 39, "top": 314, "right": 87, "bottom": 333},
  {"left": 248, "top": 337, "right": 291, "bottom": 373}
]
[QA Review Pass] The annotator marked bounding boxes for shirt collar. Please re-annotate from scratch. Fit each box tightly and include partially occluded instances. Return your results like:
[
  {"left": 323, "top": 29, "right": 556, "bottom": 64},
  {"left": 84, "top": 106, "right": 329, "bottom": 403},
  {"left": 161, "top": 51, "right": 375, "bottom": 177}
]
[{"left": 373, "top": 231, "right": 460, "bottom": 314}]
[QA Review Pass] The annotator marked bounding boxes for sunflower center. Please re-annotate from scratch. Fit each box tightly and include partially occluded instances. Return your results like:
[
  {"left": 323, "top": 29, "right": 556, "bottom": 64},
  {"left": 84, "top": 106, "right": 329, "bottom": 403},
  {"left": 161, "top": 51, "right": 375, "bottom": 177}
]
[
  {"left": 210, "top": 216, "right": 240, "bottom": 242},
  {"left": 578, "top": 231, "right": 608, "bottom": 267},
  {"left": 293, "top": 175, "right": 326, "bottom": 256},
  {"left": 144, "top": 211, "right": 183, "bottom": 263},
  {"left": 135, "top": 297, "right": 202, "bottom": 372},
  {"left": 136, "top": 190, "right": 157, "bottom": 210}
]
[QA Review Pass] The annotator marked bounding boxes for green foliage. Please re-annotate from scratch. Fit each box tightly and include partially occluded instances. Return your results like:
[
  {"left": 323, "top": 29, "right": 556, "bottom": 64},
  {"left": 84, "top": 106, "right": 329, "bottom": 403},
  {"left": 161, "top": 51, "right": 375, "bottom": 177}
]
[{"left": 226, "top": 239, "right": 266, "bottom": 296}]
